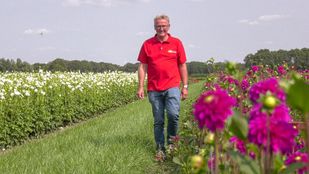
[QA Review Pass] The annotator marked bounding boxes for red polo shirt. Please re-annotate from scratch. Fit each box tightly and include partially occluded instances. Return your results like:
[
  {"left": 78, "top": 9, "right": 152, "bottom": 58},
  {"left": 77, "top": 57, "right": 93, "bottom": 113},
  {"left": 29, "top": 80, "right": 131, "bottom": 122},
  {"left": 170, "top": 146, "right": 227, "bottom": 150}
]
[{"left": 138, "top": 34, "right": 187, "bottom": 91}]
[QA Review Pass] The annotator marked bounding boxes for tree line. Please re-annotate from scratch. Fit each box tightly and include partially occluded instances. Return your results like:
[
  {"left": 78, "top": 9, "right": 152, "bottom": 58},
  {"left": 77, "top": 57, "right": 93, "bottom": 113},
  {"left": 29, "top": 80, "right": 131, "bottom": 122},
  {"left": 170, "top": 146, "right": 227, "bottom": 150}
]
[
  {"left": 244, "top": 48, "right": 309, "bottom": 70},
  {"left": 0, "top": 48, "right": 308, "bottom": 74}
]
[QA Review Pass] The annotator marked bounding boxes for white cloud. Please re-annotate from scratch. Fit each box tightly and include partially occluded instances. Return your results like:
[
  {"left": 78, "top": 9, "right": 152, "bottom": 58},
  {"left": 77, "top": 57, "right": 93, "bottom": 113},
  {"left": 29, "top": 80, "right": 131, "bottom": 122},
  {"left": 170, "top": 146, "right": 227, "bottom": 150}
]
[
  {"left": 24, "top": 28, "right": 51, "bottom": 35},
  {"left": 238, "top": 14, "right": 288, "bottom": 25},
  {"left": 248, "top": 20, "right": 259, "bottom": 25},
  {"left": 258, "top": 14, "right": 285, "bottom": 21},
  {"left": 238, "top": 19, "right": 259, "bottom": 25},
  {"left": 62, "top": 0, "right": 151, "bottom": 7},
  {"left": 24, "top": 29, "right": 34, "bottom": 34}
]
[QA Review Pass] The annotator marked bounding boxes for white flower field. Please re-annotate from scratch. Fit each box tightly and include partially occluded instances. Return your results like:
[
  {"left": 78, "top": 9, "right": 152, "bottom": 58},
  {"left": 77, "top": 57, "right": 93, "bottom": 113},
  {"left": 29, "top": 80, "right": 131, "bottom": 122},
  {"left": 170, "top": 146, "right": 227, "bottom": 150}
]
[{"left": 0, "top": 70, "right": 138, "bottom": 148}]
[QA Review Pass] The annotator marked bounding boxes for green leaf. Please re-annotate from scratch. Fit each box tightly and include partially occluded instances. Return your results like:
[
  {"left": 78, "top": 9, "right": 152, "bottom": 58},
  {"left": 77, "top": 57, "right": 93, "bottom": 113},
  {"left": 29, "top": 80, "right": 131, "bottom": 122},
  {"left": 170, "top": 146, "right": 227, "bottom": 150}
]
[
  {"left": 286, "top": 78, "right": 309, "bottom": 113},
  {"left": 229, "top": 151, "right": 260, "bottom": 174},
  {"left": 172, "top": 157, "right": 183, "bottom": 166},
  {"left": 281, "top": 162, "right": 305, "bottom": 174},
  {"left": 228, "top": 111, "right": 248, "bottom": 140},
  {"left": 273, "top": 154, "right": 284, "bottom": 174}
]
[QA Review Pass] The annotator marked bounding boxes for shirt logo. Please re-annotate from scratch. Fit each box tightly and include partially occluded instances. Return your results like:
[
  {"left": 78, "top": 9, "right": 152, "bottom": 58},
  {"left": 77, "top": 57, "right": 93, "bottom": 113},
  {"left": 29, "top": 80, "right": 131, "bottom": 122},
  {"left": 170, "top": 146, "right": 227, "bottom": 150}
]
[{"left": 167, "top": 50, "right": 177, "bottom": 54}]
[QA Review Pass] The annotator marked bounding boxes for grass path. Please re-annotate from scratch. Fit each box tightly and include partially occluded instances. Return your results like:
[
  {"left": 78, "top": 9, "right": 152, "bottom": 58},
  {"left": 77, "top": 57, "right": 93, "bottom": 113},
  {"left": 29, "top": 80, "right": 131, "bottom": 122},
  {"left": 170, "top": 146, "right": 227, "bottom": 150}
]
[{"left": 0, "top": 81, "right": 203, "bottom": 174}]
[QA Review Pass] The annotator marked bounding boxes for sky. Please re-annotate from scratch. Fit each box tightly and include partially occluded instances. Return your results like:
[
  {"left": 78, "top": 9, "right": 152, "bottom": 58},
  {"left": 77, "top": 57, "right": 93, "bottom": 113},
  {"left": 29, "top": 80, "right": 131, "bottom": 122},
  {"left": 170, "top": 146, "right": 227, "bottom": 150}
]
[{"left": 1, "top": 0, "right": 309, "bottom": 65}]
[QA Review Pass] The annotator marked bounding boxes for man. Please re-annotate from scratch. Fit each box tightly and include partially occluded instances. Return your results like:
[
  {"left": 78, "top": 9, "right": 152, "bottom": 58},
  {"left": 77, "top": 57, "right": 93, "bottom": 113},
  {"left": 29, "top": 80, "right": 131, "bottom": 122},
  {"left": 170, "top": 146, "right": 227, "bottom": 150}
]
[{"left": 136, "top": 14, "right": 188, "bottom": 161}]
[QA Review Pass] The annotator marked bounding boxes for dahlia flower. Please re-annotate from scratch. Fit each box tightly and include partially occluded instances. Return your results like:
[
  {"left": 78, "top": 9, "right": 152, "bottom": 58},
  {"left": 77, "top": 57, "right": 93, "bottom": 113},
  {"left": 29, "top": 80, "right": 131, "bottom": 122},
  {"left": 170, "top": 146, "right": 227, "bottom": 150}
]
[
  {"left": 277, "top": 65, "right": 287, "bottom": 75},
  {"left": 251, "top": 65, "right": 260, "bottom": 72},
  {"left": 249, "top": 78, "right": 286, "bottom": 104},
  {"left": 193, "top": 87, "right": 236, "bottom": 132},
  {"left": 249, "top": 104, "right": 291, "bottom": 122},
  {"left": 241, "top": 78, "right": 250, "bottom": 91},
  {"left": 285, "top": 152, "right": 308, "bottom": 174},
  {"left": 248, "top": 104, "right": 298, "bottom": 154},
  {"left": 230, "top": 136, "right": 246, "bottom": 154}
]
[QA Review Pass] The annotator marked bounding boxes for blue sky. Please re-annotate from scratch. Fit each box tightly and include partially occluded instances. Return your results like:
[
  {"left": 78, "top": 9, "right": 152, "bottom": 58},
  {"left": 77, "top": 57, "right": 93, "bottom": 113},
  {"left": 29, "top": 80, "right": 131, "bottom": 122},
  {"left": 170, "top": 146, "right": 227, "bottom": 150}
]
[{"left": 1, "top": 0, "right": 308, "bottom": 65}]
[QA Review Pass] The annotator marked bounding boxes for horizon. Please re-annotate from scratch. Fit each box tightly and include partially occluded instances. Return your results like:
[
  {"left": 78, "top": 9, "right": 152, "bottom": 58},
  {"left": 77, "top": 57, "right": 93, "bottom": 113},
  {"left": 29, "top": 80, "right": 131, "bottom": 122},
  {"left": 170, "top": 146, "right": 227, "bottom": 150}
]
[{"left": 2, "top": 46, "right": 307, "bottom": 66}]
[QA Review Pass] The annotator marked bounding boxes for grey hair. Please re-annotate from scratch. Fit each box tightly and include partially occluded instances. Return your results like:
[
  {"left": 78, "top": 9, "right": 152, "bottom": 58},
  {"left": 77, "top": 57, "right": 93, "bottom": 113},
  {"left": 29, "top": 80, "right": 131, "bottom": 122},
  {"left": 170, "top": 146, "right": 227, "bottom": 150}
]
[{"left": 154, "top": 14, "right": 170, "bottom": 24}]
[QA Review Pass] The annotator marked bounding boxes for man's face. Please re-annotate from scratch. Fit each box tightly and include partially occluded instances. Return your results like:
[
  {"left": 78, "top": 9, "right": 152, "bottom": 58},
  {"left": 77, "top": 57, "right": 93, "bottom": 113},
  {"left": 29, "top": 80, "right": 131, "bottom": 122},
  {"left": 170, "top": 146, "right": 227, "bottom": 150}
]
[{"left": 154, "top": 19, "right": 170, "bottom": 37}]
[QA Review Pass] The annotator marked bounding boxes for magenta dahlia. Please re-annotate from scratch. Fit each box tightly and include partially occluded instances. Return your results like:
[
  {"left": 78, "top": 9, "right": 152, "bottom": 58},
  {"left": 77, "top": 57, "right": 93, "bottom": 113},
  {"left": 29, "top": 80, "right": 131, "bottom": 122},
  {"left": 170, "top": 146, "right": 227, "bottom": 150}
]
[
  {"left": 285, "top": 152, "right": 308, "bottom": 174},
  {"left": 249, "top": 78, "right": 286, "bottom": 104},
  {"left": 241, "top": 78, "right": 250, "bottom": 91},
  {"left": 193, "top": 87, "right": 236, "bottom": 132},
  {"left": 248, "top": 104, "right": 298, "bottom": 154},
  {"left": 249, "top": 104, "right": 291, "bottom": 122},
  {"left": 277, "top": 65, "right": 287, "bottom": 75},
  {"left": 251, "top": 65, "right": 260, "bottom": 72},
  {"left": 230, "top": 136, "right": 246, "bottom": 154}
]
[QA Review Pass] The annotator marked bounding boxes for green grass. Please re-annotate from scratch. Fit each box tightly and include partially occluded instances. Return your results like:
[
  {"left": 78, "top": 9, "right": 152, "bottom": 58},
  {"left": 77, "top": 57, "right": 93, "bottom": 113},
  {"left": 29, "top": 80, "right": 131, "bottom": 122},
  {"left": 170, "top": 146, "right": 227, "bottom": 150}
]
[{"left": 0, "top": 81, "right": 204, "bottom": 174}]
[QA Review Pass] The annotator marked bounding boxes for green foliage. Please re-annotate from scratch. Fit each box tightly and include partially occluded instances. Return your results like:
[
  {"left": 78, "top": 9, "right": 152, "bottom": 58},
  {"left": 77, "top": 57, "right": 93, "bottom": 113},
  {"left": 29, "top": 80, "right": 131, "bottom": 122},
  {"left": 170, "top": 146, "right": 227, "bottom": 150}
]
[
  {"left": 281, "top": 163, "right": 305, "bottom": 174},
  {"left": 173, "top": 64, "right": 309, "bottom": 174},
  {"left": 287, "top": 76, "right": 309, "bottom": 113},
  {"left": 226, "top": 61, "right": 237, "bottom": 75},
  {"left": 228, "top": 111, "right": 248, "bottom": 140},
  {"left": 244, "top": 48, "right": 309, "bottom": 70},
  {"left": 0, "top": 71, "right": 138, "bottom": 148},
  {"left": 0, "top": 97, "right": 166, "bottom": 173},
  {"left": 229, "top": 151, "right": 260, "bottom": 174}
]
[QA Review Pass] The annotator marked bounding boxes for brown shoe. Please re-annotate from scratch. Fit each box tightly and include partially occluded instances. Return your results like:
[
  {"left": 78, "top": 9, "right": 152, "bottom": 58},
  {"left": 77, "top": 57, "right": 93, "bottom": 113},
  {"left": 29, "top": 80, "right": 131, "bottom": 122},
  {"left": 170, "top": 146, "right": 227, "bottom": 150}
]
[{"left": 154, "top": 150, "right": 166, "bottom": 162}]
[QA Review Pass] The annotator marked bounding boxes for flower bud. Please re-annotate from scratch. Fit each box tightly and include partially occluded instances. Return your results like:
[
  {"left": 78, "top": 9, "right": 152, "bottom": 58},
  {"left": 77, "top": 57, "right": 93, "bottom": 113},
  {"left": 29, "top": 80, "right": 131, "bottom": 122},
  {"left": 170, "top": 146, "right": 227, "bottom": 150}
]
[
  {"left": 204, "top": 133, "right": 215, "bottom": 144},
  {"left": 191, "top": 155, "right": 204, "bottom": 170},
  {"left": 263, "top": 95, "right": 277, "bottom": 109},
  {"left": 204, "top": 95, "right": 214, "bottom": 103}
]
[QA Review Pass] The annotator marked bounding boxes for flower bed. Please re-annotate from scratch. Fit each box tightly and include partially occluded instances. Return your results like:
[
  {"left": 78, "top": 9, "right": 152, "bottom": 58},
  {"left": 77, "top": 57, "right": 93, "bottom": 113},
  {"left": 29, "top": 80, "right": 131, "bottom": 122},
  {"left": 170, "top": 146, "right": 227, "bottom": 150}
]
[
  {"left": 0, "top": 70, "right": 138, "bottom": 148},
  {"left": 172, "top": 64, "right": 309, "bottom": 174}
]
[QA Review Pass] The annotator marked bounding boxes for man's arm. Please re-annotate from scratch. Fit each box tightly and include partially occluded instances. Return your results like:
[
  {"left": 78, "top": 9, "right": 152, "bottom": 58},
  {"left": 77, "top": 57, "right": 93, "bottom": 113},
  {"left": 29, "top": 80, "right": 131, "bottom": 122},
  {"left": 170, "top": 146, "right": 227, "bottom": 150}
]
[
  {"left": 179, "top": 63, "right": 188, "bottom": 100},
  {"left": 137, "top": 63, "right": 148, "bottom": 99}
]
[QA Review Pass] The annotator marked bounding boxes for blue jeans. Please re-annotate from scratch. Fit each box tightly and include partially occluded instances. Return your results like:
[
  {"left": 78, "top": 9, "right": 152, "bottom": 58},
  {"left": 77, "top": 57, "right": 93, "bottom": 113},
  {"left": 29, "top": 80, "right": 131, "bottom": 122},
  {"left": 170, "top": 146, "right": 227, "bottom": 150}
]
[{"left": 148, "top": 87, "right": 180, "bottom": 150}]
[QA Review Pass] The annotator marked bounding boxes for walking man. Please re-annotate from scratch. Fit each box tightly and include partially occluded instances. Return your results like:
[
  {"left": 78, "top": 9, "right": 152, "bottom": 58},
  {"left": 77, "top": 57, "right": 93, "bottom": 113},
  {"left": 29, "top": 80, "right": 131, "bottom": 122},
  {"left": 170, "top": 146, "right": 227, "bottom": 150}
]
[{"left": 136, "top": 14, "right": 188, "bottom": 161}]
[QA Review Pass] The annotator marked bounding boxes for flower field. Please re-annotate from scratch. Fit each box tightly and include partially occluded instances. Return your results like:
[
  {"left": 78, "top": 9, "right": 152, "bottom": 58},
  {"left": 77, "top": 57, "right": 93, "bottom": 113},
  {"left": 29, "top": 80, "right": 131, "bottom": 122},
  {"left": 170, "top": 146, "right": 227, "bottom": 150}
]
[
  {"left": 172, "top": 64, "right": 309, "bottom": 174},
  {"left": 0, "top": 70, "right": 138, "bottom": 148}
]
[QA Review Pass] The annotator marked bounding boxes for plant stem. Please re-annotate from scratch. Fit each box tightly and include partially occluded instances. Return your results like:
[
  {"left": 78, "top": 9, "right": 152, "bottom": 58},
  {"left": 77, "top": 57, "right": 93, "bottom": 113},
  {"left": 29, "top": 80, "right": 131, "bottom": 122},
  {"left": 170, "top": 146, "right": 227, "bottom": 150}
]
[
  {"left": 264, "top": 112, "right": 271, "bottom": 174},
  {"left": 303, "top": 112, "right": 309, "bottom": 174},
  {"left": 214, "top": 131, "right": 219, "bottom": 174},
  {"left": 260, "top": 150, "right": 264, "bottom": 174}
]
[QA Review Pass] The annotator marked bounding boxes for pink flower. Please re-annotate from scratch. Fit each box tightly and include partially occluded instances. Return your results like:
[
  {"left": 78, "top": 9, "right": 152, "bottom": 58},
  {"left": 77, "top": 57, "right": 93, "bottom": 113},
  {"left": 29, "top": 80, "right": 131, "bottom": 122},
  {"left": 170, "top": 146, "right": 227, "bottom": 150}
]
[
  {"left": 285, "top": 152, "right": 308, "bottom": 174},
  {"left": 266, "top": 67, "right": 274, "bottom": 74},
  {"left": 249, "top": 151, "right": 256, "bottom": 159},
  {"left": 277, "top": 65, "right": 287, "bottom": 75},
  {"left": 248, "top": 104, "right": 298, "bottom": 154},
  {"left": 221, "top": 75, "right": 239, "bottom": 86},
  {"left": 208, "top": 156, "right": 215, "bottom": 170},
  {"left": 251, "top": 65, "right": 260, "bottom": 72},
  {"left": 193, "top": 87, "right": 236, "bottom": 132},
  {"left": 249, "top": 78, "right": 286, "bottom": 104},
  {"left": 230, "top": 136, "right": 246, "bottom": 154},
  {"left": 295, "top": 139, "right": 305, "bottom": 151},
  {"left": 241, "top": 78, "right": 250, "bottom": 91},
  {"left": 249, "top": 104, "right": 291, "bottom": 122}
]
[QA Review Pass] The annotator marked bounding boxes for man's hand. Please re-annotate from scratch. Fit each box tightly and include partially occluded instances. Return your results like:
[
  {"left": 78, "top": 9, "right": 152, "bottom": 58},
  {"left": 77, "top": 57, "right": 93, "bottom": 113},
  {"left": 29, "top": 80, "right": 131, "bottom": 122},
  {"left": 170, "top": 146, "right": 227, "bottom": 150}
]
[
  {"left": 137, "top": 63, "right": 147, "bottom": 99},
  {"left": 181, "top": 88, "right": 188, "bottom": 100},
  {"left": 137, "top": 87, "right": 145, "bottom": 99}
]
